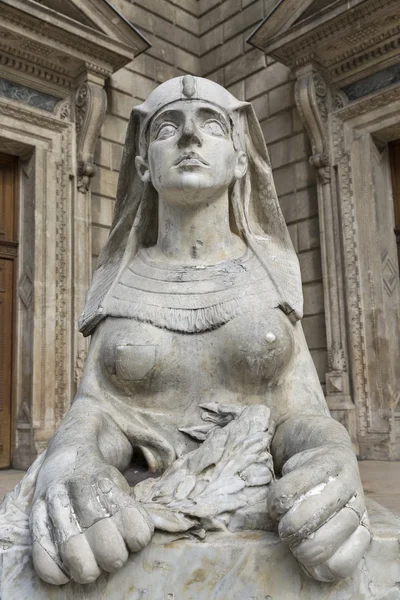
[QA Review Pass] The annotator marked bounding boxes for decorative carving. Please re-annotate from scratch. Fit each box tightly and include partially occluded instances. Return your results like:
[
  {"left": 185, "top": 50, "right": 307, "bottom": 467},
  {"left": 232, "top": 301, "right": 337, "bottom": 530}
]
[
  {"left": 313, "top": 72, "right": 328, "bottom": 121},
  {"left": 333, "top": 90, "right": 348, "bottom": 110},
  {"left": 294, "top": 70, "right": 330, "bottom": 182},
  {"left": 335, "top": 148, "right": 369, "bottom": 436},
  {"left": 0, "top": 51, "right": 72, "bottom": 89},
  {"left": 334, "top": 85, "right": 400, "bottom": 120},
  {"left": 18, "top": 268, "right": 33, "bottom": 308},
  {"left": 54, "top": 127, "right": 72, "bottom": 425},
  {"left": 0, "top": 97, "right": 69, "bottom": 132},
  {"left": 55, "top": 99, "right": 71, "bottom": 121},
  {"left": 75, "top": 80, "right": 107, "bottom": 193},
  {"left": 295, "top": 70, "right": 354, "bottom": 435},
  {"left": 255, "top": 0, "right": 400, "bottom": 87},
  {"left": 0, "top": 5, "right": 125, "bottom": 72},
  {"left": 328, "top": 343, "right": 347, "bottom": 372},
  {"left": 381, "top": 248, "right": 398, "bottom": 296},
  {"left": 13, "top": 401, "right": 37, "bottom": 471}
]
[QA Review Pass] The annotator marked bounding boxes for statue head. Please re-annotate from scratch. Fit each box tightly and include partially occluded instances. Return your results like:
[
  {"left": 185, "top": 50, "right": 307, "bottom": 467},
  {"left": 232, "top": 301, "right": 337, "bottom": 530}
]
[
  {"left": 134, "top": 76, "right": 248, "bottom": 207},
  {"left": 79, "top": 76, "right": 303, "bottom": 336}
]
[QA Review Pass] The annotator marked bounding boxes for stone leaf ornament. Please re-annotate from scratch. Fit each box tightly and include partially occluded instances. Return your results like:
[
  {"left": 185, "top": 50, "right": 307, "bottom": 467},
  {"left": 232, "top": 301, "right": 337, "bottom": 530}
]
[{"left": 134, "top": 404, "right": 276, "bottom": 535}]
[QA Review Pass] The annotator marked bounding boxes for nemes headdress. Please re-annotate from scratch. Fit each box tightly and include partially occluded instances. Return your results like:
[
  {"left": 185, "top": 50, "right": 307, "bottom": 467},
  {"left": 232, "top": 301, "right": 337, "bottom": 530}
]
[{"left": 79, "top": 75, "right": 303, "bottom": 336}]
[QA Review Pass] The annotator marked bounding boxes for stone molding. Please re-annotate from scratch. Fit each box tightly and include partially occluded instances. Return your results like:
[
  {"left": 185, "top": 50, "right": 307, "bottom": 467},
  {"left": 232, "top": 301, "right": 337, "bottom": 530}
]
[
  {"left": 75, "top": 79, "right": 107, "bottom": 193},
  {"left": 294, "top": 67, "right": 356, "bottom": 446},
  {"left": 250, "top": 0, "right": 400, "bottom": 460},
  {"left": 0, "top": 0, "right": 150, "bottom": 81},
  {"left": 249, "top": 0, "right": 400, "bottom": 86},
  {"left": 330, "top": 89, "right": 400, "bottom": 458},
  {"left": 295, "top": 70, "right": 330, "bottom": 184},
  {"left": 0, "top": 97, "right": 75, "bottom": 460}
]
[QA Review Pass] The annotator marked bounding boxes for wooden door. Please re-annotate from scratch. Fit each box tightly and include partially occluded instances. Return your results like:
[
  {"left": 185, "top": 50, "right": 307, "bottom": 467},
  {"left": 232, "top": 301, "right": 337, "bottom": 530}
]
[{"left": 0, "top": 154, "right": 18, "bottom": 468}]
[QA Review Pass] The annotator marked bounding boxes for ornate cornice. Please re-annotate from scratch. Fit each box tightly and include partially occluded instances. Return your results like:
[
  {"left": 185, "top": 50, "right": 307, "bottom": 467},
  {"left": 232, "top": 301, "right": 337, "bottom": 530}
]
[
  {"left": 250, "top": 0, "right": 400, "bottom": 85},
  {"left": 0, "top": 96, "right": 70, "bottom": 131},
  {"left": 0, "top": 5, "right": 117, "bottom": 75},
  {"left": 0, "top": 49, "right": 73, "bottom": 90},
  {"left": 334, "top": 83, "right": 400, "bottom": 121}
]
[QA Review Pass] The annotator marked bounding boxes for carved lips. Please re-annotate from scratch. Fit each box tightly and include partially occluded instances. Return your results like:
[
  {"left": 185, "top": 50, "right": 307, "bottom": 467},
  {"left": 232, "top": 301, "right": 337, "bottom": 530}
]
[{"left": 173, "top": 152, "right": 210, "bottom": 167}]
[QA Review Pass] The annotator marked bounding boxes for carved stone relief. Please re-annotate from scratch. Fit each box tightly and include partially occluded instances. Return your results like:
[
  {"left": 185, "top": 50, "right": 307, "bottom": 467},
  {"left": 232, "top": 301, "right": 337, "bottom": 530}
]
[
  {"left": 75, "top": 78, "right": 107, "bottom": 193},
  {"left": 331, "top": 91, "right": 400, "bottom": 458},
  {"left": 294, "top": 68, "right": 356, "bottom": 445}
]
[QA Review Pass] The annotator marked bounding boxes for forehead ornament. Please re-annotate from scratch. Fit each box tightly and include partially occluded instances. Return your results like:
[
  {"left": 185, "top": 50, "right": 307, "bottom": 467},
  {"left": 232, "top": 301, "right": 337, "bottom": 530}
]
[{"left": 182, "top": 75, "right": 196, "bottom": 98}]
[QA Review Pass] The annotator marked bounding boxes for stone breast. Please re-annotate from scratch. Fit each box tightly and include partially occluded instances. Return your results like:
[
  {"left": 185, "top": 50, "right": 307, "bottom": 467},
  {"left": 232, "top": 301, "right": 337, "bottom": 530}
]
[{"left": 100, "top": 301, "right": 295, "bottom": 402}]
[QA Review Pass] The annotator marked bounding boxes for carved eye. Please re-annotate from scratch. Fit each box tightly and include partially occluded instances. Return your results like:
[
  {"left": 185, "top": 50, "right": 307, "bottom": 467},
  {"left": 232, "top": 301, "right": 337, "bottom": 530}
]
[
  {"left": 201, "top": 119, "right": 226, "bottom": 137},
  {"left": 155, "top": 123, "right": 177, "bottom": 140}
]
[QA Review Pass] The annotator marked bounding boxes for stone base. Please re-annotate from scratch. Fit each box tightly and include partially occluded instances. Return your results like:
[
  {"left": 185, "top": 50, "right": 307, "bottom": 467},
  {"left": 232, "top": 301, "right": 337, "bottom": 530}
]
[{"left": 1, "top": 499, "right": 399, "bottom": 600}]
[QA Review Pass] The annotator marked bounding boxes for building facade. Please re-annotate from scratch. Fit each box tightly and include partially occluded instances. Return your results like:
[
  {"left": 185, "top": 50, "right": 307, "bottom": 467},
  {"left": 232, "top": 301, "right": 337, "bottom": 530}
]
[{"left": 0, "top": 0, "right": 399, "bottom": 468}]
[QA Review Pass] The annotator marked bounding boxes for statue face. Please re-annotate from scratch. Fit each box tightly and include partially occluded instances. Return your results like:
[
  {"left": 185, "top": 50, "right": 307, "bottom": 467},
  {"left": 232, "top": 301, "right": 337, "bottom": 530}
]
[{"left": 135, "top": 100, "right": 247, "bottom": 206}]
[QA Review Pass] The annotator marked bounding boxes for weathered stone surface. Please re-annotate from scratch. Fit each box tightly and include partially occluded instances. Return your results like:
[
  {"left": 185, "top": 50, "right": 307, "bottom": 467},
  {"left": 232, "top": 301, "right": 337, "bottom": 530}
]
[{"left": 1, "top": 500, "right": 398, "bottom": 600}]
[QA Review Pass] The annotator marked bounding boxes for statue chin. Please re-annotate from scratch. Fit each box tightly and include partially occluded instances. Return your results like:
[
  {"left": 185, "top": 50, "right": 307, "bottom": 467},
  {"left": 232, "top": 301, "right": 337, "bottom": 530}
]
[{"left": 1, "top": 75, "right": 399, "bottom": 600}]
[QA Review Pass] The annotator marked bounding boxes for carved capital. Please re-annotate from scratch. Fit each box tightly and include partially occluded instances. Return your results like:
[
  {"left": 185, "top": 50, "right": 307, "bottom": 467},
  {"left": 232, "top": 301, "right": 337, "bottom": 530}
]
[
  {"left": 75, "top": 79, "right": 107, "bottom": 193},
  {"left": 295, "top": 69, "right": 331, "bottom": 183}
]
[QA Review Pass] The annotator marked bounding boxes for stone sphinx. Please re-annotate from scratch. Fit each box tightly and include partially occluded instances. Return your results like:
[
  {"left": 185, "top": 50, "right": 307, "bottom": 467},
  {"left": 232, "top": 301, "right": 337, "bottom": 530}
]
[{"left": 1, "top": 76, "right": 399, "bottom": 600}]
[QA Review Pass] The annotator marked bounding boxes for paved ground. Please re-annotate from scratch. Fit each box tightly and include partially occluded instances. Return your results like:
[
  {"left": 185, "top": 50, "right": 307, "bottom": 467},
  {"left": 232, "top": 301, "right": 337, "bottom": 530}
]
[{"left": 0, "top": 460, "right": 399, "bottom": 514}]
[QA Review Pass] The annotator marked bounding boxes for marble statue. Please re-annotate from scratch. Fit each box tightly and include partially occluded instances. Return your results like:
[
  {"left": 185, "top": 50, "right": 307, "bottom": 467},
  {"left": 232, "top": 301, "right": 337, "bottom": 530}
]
[{"left": 1, "top": 76, "right": 399, "bottom": 600}]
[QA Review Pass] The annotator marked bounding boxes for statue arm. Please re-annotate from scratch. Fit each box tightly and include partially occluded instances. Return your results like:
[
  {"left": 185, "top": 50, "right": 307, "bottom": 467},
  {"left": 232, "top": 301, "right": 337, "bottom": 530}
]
[
  {"left": 34, "top": 324, "right": 133, "bottom": 499},
  {"left": 30, "top": 322, "right": 155, "bottom": 586},
  {"left": 267, "top": 320, "right": 370, "bottom": 583},
  {"left": 270, "top": 320, "right": 350, "bottom": 472}
]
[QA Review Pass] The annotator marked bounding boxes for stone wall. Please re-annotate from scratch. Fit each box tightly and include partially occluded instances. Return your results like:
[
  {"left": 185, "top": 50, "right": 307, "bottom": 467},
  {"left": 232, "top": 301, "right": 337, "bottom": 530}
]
[
  {"left": 92, "top": 0, "right": 327, "bottom": 384},
  {"left": 92, "top": 0, "right": 199, "bottom": 268}
]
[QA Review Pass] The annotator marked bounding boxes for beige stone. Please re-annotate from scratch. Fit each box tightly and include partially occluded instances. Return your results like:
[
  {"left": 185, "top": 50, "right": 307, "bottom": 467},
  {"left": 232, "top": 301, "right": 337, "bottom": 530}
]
[
  {"left": 199, "top": 0, "right": 241, "bottom": 34},
  {"left": 297, "top": 216, "right": 320, "bottom": 252},
  {"left": 261, "top": 111, "right": 293, "bottom": 143},
  {"left": 91, "top": 195, "right": 114, "bottom": 228},
  {"left": 223, "top": 2, "right": 264, "bottom": 41},
  {"left": 91, "top": 225, "right": 110, "bottom": 256},
  {"left": 303, "top": 281, "right": 325, "bottom": 316},
  {"left": 298, "top": 248, "right": 323, "bottom": 283},
  {"left": 107, "top": 90, "right": 134, "bottom": 120},
  {"left": 224, "top": 48, "right": 266, "bottom": 87},
  {"left": 269, "top": 132, "right": 310, "bottom": 169},
  {"left": 269, "top": 81, "right": 295, "bottom": 115},
  {"left": 202, "top": 34, "right": 244, "bottom": 75},
  {"left": 302, "top": 314, "right": 327, "bottom": 349},
  {"left": 278, "top": 188, "right": 318, "bottom": 224},
  {"left": 272, "top": 163, "right": 296, "bottom": 196},
  {"left": 111, "top": 144, "right": 124, "bottom": 172},
  {"left": 91, "top": 166, "right": 119, "bottom": 199},
  {"left": 200, "top": 24, "right": 224, "bottom": 55},
  {"left": 246, "top": 61, "right": 291, "bottom": 99},
  {"left": 94, "top": 139, "right": 112, "bottom": 170},
  {"left": 101, "top": 115, "right": 130, "bottom": 145},
  {"left": 251, "top": 93, "right": 270, "bottom": 122}
]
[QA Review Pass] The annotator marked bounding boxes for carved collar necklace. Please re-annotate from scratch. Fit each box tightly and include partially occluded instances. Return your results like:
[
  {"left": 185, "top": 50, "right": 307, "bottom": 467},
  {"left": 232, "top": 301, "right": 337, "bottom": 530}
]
[{"left": 106, "top": 247, "right": 277, "bottom": 333}]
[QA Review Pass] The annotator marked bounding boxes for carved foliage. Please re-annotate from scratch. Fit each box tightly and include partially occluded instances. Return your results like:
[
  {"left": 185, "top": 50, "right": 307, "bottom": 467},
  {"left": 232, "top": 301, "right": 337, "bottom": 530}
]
[{"left": 75, "top": 80, "right": 107, "bottom": 193}]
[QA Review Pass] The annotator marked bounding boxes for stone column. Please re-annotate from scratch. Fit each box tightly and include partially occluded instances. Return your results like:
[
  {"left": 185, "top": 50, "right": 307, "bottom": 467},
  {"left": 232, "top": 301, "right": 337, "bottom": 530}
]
[
  {"left": 73, "top": 70, "right": 107, "bottom": 391},
  {"left": 294, "top": 65, "right": 357, "bottom": 449}
]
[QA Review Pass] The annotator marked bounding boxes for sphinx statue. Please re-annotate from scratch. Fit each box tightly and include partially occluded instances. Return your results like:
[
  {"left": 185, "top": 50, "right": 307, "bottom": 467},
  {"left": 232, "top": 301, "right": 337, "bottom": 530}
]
[{"left": 1, "top": 76, "right": 399, "bottom": 600}]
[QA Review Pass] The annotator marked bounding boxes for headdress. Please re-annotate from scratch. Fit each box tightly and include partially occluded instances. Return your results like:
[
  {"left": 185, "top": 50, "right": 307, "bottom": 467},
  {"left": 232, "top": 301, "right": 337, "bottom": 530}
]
[{"left": 79, "top": 75, "right": 303, "bottom": 336}]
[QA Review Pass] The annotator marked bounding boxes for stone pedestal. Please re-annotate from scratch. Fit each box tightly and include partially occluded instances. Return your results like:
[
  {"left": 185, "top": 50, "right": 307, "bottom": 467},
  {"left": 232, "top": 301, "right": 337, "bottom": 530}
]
[{"left": 1, "top": 499, "right": 399, "bottom": 600}]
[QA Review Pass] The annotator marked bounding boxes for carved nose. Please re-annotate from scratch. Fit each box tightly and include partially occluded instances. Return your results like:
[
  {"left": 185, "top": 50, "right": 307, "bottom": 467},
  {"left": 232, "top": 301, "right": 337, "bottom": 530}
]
[{"left": 178, "top": 121, "right": 202, "bottom": 147}]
